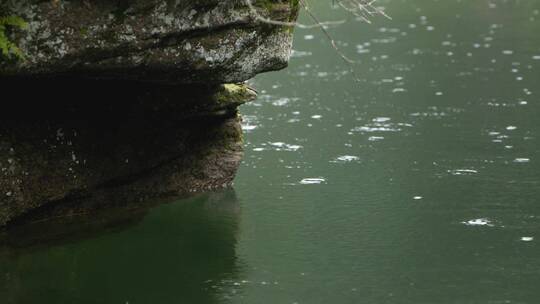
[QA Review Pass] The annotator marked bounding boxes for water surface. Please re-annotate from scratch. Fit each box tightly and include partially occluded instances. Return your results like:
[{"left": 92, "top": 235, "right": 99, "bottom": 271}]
[{"left": 3, "top": 0, "right": 540, "bottom": 303}]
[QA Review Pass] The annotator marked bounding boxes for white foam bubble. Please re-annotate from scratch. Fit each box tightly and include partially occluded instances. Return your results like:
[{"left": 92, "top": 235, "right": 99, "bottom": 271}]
[
  {"left": 449, "top": 169, "right": 478, "bottom": 175},
  {"left": 332, "top": 155, "right": 360, "bottom": 163},
  {"left": 300, "top": 178, "right": 326, "bottom": 185},
  {"left": 372, "top": 117, "right": 391, "bottom": 123},
  {"left": 462, "top": 218, "right": 494, "bottom": 227}
]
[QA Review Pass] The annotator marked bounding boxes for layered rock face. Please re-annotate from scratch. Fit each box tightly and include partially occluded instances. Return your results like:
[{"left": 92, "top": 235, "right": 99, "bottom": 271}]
[
  {"left": 0, "top": 0, "right": 298, "bottom": 83},
  {"left": 0, "top": 0, "right": 298, "bottom": 227}
]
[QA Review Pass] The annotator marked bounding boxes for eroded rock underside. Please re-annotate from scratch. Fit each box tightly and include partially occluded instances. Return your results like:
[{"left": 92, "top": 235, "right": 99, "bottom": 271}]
[{"left": 0, "top": 0, "right": 299, "bottom": 228}]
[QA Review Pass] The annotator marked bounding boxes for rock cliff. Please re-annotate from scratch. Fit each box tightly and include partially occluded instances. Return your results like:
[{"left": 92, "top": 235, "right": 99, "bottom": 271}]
[
  {"left": 1, "top": 0, "right": 298, "bottom": 83},
  {"left": 0, "top": 0, "right": 298, "bottom": 227}
]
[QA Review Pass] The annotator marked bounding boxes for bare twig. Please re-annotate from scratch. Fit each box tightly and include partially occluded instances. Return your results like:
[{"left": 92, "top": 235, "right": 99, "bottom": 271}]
[
  {"left": 299, "top": 1, "right": 356, "bottom": 64},
  {"left": 334, "top": 0, "right": 392, "bottom": 24},
  {"left": 244, "top": 0, "right": 346, "bottom": 29},
  {"left": 244, "top": 0, "right": 391, "bottom": 81}
]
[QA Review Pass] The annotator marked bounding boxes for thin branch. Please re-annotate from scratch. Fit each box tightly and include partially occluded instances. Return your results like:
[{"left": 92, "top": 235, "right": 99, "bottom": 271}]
[
  {"left": 244, "top": 0, "right": 346, "bottom": 29},
  {"left": 300, "top": 0, "right": 356, "bottom": 64},
  {"left": 244, "top": 0, "right": 391, "bottom": 82},
  {"left": 335, "top": 0, "right": 392, "bottom": 23}
]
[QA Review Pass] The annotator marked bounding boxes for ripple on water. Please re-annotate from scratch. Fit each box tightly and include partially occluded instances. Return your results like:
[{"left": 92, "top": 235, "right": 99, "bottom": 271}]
[
  {"left": 269, "top": 142, "right": 303, "bottom": 151},
  {"left": 251, "top": 142, "right": 303, "bottom": 152},
  {"left": 242, "top": 124, "right": 257, "bottom": 132},
  {"left": 331, "top": 155, "right": 360, "bottom": 163},
  {"left": 299, "top": 178, "right": 326, "bottom": 185},
  {"left": 372, "top": 117, "right": 391, "bottom": 123},
  {"left": 410, "top": 106, "right": 462, "bottom": 118},
  {"left": 352, "top": 120, "right": 412, "bottom": 133},
  {"left": 272, "top": 97, "right": 291, "bottom": 107},
  {"left": 241, "top": 115, "right": 259, "bottom": 132},
  {"left": 462, "top": 218, "right": 495, "bottom": 227},
  {"left": 291, "top": 50, "right": 313, "bottom": 58},
  {"left": 448, "top": 169, "right": 478, "bottom": 176},
  {"left": 368, "top": 136, "right": 385, "bottom": 141}
]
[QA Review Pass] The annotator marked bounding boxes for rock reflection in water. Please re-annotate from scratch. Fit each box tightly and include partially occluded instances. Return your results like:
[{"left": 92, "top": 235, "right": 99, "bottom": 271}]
[{"left": 0, "top": 190, "right": 242, "bottom": 304}]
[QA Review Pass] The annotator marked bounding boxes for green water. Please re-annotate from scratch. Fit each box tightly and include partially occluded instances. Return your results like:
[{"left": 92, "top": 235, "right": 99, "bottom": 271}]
[{"left": 2, "top": 0, "right": 540, "bottom": 303}]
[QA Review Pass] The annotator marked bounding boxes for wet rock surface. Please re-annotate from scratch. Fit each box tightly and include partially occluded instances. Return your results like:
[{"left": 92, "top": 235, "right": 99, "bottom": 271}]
[
  {"left": 0, "top": 80, "right": 254, "bottom": 227},
  {"left": 0, "top": 0, "right": 298, "bottom": 227},
  {"left": 0, "top": 0, "right": 298, "bottom": 83}
]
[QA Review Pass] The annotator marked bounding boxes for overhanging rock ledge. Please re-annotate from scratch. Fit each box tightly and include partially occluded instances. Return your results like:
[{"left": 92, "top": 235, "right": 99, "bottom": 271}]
[{"left": 0, "top": 0, "right": 299, "bottom": 227}]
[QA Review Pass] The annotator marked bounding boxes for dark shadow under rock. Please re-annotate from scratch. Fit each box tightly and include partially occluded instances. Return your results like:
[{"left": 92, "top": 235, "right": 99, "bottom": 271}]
[{"left": 0, "top": 78, "right": 253, "bottom": 227}]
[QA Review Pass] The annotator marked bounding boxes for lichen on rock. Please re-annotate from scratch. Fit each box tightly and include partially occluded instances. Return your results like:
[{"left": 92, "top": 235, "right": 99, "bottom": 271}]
[{"left": 0, "top": 0, "right": 299, "bottom": 83}]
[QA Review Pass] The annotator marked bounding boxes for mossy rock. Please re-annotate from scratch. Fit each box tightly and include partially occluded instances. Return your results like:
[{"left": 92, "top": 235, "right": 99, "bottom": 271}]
[{"left": 0, "top": 0, "right": 299, "bottom": 84}]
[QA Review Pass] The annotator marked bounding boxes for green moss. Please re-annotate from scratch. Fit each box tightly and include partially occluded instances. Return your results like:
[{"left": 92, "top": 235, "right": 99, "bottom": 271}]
[
  {"left": 0, "top": 16, "right": 28, "bottom": 61},
  {"left": 290, "top": 0, "right": 300, "bottom": 22},
  {"left": 216, "top": 84, "right": 257, "bottom": 105},
  {"left": 80, "top": 27, "right": 89, "bottom": 37}
]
